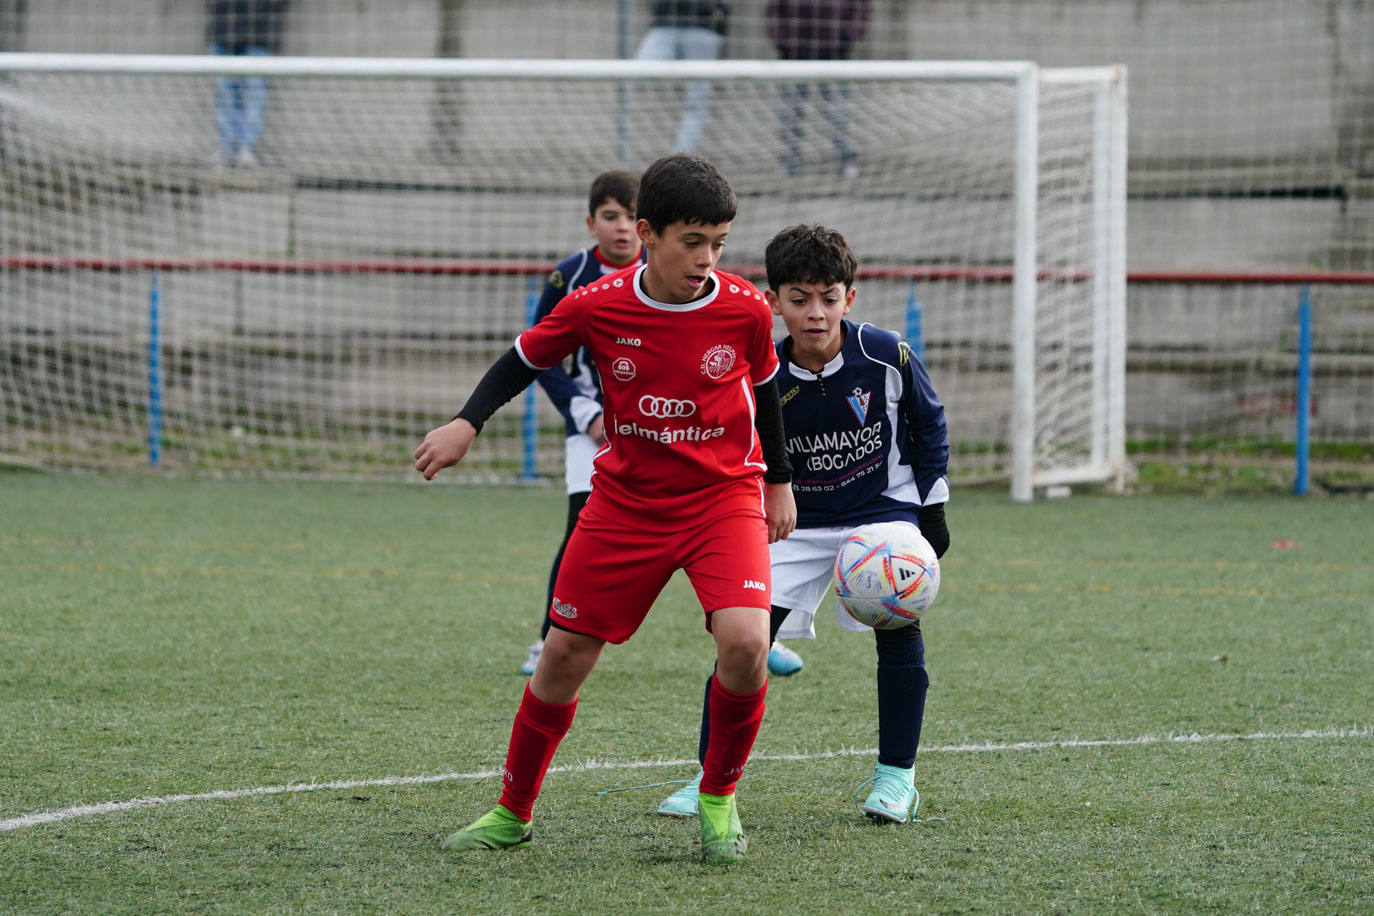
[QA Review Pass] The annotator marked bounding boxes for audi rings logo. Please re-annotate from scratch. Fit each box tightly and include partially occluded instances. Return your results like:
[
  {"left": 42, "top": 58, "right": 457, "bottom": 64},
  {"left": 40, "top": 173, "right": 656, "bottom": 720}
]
[{"left": 638, "top": 395, "right": 697, "bottom": 419}]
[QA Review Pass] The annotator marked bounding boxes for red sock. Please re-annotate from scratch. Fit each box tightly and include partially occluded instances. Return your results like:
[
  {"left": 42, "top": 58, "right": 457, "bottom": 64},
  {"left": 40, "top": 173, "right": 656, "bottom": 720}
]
[
  {"left": 700, "top": 677, "right": 767, "bottom": 796},
  {"left": 496, "top": 684, "right": 577, "bottom": 821}
]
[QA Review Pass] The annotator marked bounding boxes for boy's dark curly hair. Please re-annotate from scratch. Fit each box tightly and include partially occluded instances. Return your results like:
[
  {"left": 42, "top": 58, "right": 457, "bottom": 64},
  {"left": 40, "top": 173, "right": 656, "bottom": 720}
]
[
  {"left": 636, "top": 154, "right": 737, "bottom": 233},
  {"left": 765, "top": 224, "right": 858, "bottom": 292}
]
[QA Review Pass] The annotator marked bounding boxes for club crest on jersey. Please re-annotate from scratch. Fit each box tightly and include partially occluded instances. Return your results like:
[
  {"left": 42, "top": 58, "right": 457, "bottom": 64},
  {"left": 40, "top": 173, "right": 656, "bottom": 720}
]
[
  {"left": 846, "top": 387, "right": 871, "bottom": 425},
  {"left": 612, "top": 357, "right": 636, "bottom": 381},
  {"left": 700, "top": 344, "right": 737, "bottom": 380}
]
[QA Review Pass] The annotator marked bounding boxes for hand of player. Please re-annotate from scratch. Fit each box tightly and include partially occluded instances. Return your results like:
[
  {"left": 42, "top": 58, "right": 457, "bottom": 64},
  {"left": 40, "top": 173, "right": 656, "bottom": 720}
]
[
  {"left": 413, "top": 418, "right": 478, "bottom": 480},
  {"left": 587, "top": 413, "right": 606, "bottom": 445},
  {"left": 916, "top": 503, "right": 950, "bottom": 558},
  {"left": 763, "top": 481, "right": 796, "bottom": 543}
]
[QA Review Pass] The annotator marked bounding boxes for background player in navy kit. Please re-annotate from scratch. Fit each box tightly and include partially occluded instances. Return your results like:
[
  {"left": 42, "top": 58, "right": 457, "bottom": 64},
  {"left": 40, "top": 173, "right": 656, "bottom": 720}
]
[
  {"left": 657, "top": 223, "right": 950, "bottom": 823},
  {"left": 519, "top": 170, "right": 644, "bottom": 676}
]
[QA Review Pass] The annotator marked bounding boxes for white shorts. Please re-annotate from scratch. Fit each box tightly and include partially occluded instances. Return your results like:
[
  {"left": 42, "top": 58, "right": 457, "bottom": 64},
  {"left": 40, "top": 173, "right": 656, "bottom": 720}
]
[
  {"left": 769, "top": 520, "right": 923, "bottom": 640},
  {"left": 564, "top": 433, "right": 598, "bottom": 494}
]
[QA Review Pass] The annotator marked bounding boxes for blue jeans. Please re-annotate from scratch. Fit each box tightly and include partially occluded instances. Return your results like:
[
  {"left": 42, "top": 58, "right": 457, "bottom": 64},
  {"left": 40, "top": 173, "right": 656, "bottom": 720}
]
[
  {"left": 778, "top": 81, "right": 857, "bottom": 176},
  {"left": 634, "top": 25, "right": 725, "bottom": 153},
  {"left": 213, "top": 43, "right": 271, "bottom": 157}
]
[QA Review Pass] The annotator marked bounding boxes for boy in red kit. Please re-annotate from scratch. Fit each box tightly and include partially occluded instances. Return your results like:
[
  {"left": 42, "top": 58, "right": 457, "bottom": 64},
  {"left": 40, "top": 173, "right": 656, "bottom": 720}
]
[{"left": 414, "top": 154, "right": 796, "bottom": 864}]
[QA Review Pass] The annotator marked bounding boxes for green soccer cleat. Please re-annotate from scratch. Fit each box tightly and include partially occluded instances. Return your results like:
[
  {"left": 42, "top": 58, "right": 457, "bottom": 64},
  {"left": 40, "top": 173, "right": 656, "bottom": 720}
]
[
  {"left": 856, "top": 762, "right": 920, "bottom": 824},
  {"left": 656, "top": 770, "right": 702, "bottom": 818},
  {"left": 440, "top": 804, "right": 533, "bottom": 851},
  {"left": 698, "top": 791, "right": 747, "bottom": 865}
]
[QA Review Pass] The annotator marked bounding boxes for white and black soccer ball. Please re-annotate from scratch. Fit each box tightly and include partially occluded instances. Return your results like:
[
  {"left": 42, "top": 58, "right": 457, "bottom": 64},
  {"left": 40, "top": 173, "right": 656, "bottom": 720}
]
[{"left": 833, "top": 522, "right": 940, "bottom": 630}]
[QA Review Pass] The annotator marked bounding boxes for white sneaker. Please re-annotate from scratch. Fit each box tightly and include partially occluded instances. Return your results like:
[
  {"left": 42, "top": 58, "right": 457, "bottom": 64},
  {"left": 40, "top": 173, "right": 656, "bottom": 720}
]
[{"left": 520, "top": 640, "right": 543, "bottom": 676}]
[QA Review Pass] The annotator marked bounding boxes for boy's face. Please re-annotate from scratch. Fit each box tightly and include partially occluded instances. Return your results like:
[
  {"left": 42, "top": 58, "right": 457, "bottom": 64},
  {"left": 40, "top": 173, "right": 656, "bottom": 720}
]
[
  {"left": 587, "top": 198, "right": 640, "bottom": 266},
  {"left": 767, "top": 280, "right": 855, "bottom": 369},
  {"left": 637, "top": 219, "right": 731, "bottom": 304}
]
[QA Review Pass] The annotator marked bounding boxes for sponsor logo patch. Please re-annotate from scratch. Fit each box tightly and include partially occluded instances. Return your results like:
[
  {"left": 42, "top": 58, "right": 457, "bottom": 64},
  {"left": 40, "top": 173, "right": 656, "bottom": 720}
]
[
  {"left": 612, "top": 357, "right": 636, "bottom": 381},
  {"left": 638, "top": 395, "right": 696, "bottom": 418},
  {"left": 552, "top": 598, "right": 578, "bottom": 619}
]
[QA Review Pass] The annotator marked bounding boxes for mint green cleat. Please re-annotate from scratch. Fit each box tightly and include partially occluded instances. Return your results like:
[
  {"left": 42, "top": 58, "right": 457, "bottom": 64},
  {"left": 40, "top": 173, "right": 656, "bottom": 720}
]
[
  {"left": 657, "top": 770, "right": 702, "bottom": 818},
  {"left": 855, "top": 762, "right": 919, "bottom": 824},
  {"left": 698, "top": 791, "right": 747, "bottom": 865},
  {"left": 767, "top": 641, "right": 804, "bottom": 676},
  {"left": 440, "top": 804, "right": 533, "bottom": 851}
]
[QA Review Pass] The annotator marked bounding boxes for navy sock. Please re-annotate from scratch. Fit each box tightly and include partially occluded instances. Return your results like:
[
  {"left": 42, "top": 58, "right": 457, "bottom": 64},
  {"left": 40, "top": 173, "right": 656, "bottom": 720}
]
[
  {"left": 697, "top": 670, "right": 713, "bottom": 766},
  {"left": 875, "top": 629, "right": 928, "bottom": 769}
]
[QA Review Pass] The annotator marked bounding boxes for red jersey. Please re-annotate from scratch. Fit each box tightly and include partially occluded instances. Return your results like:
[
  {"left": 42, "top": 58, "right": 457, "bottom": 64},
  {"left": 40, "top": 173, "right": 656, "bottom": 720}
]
[{"left": 516, "top": 264, "right": 780, "bottom": 523}]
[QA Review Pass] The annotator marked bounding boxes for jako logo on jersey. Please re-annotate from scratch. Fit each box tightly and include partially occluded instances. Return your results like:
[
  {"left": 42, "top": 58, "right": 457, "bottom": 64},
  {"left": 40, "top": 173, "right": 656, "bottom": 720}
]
[
  {"left": 743, "top": 579, "right": 767, "bottom": 590},
  {"left": 612, "top": 357, "right": 636, "bottom": 381},
  {"left": 700, "top": 344, "right": 737, "bottom": 379},
  {"left": 616, "top": 336, "right": 641, "bottom": 346},
  {"left": 846, "top": 388, "right": 871, "bottom": 425},
  {"left": 638, "top": 395, "right": 696, "bottom": 418},
  {"left": 552, "top": 598, "right": 578, "bottom": 619}
]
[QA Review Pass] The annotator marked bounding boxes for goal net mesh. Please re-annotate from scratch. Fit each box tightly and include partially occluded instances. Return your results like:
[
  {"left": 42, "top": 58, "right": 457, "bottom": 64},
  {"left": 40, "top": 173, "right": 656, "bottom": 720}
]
[{"left": 0, "top": 60, "right": 1121, "bottom": 486}]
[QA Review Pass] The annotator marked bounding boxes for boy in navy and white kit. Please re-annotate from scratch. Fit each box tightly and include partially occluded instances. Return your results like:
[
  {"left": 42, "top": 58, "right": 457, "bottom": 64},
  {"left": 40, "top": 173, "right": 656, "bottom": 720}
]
[{"left": 659, "top": 223, "right": 950, "bottom": 823}]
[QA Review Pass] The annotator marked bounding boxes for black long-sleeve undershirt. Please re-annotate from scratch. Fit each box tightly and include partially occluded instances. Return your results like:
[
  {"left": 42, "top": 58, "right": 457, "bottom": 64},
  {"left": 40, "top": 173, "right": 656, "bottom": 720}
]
[
  {"left": 753, "top": 377, "right": 792, "bottom": 484},
  {"left": 453, "top": 348, "right": 541, "bottom": 433}
]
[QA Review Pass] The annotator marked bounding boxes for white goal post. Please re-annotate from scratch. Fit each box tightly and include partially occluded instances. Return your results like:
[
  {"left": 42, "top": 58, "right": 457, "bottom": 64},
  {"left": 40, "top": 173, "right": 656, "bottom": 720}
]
[{"left": 0, "top": 54, "right": 1126, "bottom": 499}]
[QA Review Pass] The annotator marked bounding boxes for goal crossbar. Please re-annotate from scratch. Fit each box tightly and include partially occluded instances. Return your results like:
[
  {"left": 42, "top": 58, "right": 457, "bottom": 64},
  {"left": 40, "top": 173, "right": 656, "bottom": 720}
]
[{"left": 0, "top": 52, "right": 1036, "bottom": 83}]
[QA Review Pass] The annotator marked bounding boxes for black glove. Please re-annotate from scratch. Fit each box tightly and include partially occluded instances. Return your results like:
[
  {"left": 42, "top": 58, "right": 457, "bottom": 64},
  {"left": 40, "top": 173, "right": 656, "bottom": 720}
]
[{"left": 916, "top": 503, "right": 949, "bottom": 559}]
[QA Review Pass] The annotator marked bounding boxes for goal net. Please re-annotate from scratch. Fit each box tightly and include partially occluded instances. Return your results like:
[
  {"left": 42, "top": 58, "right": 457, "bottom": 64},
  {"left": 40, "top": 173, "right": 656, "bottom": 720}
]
[{"left": 0, "top": 55, "right": 1125, "bottom": 497}]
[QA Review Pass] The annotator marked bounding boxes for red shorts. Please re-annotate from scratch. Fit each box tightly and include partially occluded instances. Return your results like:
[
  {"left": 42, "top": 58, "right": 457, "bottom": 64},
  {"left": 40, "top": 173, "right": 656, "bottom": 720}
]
[{"left": 548, "top": 495, "right": 772, "bottom": 645}]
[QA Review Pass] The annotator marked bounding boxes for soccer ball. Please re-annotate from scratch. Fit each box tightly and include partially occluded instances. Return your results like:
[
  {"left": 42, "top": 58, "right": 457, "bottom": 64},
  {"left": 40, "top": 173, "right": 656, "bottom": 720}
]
[{"left": 833, "top": 522, "right": 940, "bottom": 629}]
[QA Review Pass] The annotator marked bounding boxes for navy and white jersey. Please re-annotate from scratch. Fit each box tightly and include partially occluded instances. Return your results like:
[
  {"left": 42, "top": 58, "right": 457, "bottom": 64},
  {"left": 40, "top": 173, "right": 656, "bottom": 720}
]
[
  {"left": 531, "top": 245, "right": 645, "bottom": 436},
  {"left": 777, "top": 319, "right": 949, "bottom": 529}
]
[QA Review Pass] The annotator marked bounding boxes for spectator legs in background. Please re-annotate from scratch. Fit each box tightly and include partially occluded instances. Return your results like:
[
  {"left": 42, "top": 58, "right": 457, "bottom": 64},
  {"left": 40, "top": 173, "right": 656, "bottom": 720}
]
[
  {"left": 820, "top": 81, "right": 858, "bottom": 178},
  {"left": 777, "top": 82, "right": 807, "bottom": 177},
  {"left": 778, "top": 81, "right": 858, "bottom": 178},
  {"left": 635, "top": 25, "right": 724, "bottom": 153},
  {"left": 213, "top": 43, "right": 270, "bottom": 167}
]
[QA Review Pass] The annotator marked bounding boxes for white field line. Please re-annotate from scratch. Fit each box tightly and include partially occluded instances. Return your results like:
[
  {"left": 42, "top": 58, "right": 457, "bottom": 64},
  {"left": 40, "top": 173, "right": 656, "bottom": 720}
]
[{"left": 3, "top": 726, "right": 1369, "bottom": 834}]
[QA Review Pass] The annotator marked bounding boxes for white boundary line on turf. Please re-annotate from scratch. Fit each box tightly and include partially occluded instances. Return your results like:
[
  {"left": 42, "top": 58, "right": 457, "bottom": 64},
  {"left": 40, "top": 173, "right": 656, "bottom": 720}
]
[{"left": 3, "top": 726, "right": 1369, "bottom": 833}]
